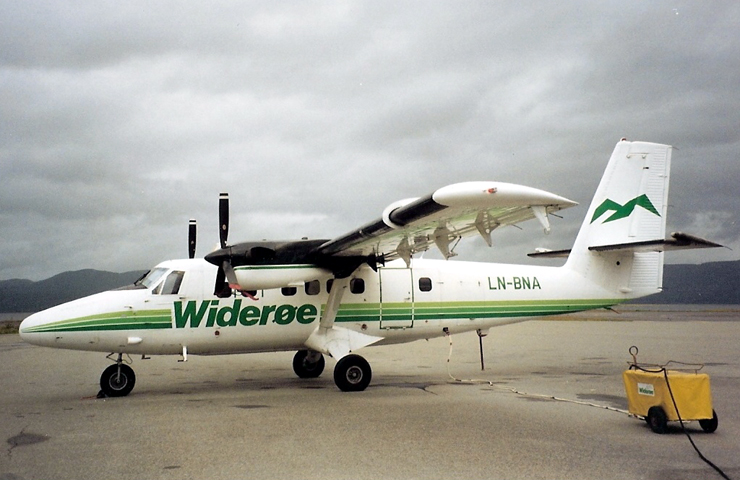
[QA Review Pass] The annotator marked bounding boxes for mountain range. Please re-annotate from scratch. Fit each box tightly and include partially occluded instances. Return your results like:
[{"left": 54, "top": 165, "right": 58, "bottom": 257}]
[{"left": 0, "top": 261, "right": 738, "bottom": 313}]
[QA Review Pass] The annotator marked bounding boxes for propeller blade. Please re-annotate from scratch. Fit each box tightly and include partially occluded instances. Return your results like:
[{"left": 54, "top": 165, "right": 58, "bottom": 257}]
[
  {"left": 222, "top": 260, "right": 240, "bottom": 289},
  {"left": 213, "top": 258, "right": 240, "bottom": 297},
  {"left": 188, "top": 219, "right": 197, "bottom": 259},
  {"left": 214, "top": 265, "right": 226, "bottom": 296},
  {"left": 219, "top": 193, "right": 229, "bottom": 249}
]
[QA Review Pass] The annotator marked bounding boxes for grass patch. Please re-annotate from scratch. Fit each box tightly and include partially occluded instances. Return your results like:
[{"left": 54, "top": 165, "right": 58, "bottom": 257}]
[{"left": 0, "top": 321, "right": 21, "bottom": 335}]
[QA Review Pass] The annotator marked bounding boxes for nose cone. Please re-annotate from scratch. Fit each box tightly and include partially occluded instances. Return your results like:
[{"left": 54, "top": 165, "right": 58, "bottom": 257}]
[
  {"left": 19, "top": 309, "right": 57, "bottom": 346},
  {"left": 19, "top": 289, "right": 141, "bottom": 348}
]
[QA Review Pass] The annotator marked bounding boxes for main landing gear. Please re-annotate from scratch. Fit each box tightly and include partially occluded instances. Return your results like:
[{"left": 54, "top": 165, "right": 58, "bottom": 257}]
[
  {"left": 99, "top": 353, "right": 136, "bottom": 398},
  {"left": 98, "top": 350, "right": 373, "bottom": 396},
  {"left": 292, "top": 350, "right": 372, "bottom": 392}
]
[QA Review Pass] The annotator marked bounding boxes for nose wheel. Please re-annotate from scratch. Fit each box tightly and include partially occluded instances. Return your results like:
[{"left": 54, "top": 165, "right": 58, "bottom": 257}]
[{"left": 99, "top": 356, "right": 136, "bottom": 397}]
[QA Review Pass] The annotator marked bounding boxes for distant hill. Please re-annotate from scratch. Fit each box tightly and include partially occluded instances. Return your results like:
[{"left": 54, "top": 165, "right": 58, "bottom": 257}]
[
  {"left": 0, "top": 261, "right": 737, "bottom": 313},
  {"left": 631, "top": 260, "right": 739, "bottom": 305},
  {"left": 0, "top": 269, "right": 146, "bottom": 313}
]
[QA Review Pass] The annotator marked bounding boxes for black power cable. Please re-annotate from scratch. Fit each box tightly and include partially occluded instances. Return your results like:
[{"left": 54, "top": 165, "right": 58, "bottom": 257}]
[{"left": 661, "top": 368, "right": 732, "bottom": 480}]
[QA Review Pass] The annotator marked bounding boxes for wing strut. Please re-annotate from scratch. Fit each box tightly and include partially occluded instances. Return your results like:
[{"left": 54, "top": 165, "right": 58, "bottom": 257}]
[
  {"left": 304, "top": 276, "right": 383, "bottom": 360},
  {"left": 319, "top": 277, "right": 350, "bottom": 331}
]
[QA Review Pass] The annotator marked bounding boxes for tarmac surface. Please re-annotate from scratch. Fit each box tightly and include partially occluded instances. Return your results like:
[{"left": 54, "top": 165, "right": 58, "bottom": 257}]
[{"left": 1, "top": 306, "right": 739, "bottom": 480}]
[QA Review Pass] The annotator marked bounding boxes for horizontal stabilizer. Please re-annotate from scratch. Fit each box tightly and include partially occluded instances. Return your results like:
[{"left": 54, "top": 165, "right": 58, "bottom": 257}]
[
  {"left": 529, "top": 232, "right": 723, "bottom": 258},
  {"left": 527, "top": 248, "right": 571, "bottom": 259},
  {"left": 588, "top": 232, "right": 723, "bottom": 253}
]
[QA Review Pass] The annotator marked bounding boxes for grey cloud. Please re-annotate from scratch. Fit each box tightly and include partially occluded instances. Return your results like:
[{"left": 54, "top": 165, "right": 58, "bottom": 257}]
[{"left": 1, "top": 1, "right": 739, "bottom": 280}]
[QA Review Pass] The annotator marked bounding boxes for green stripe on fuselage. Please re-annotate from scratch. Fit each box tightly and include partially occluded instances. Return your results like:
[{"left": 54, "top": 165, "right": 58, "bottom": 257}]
[
  {"left": 21, "top": 310, "right": 172, "bottom": 333},
  {"left": 332, "top": 299, "right": 620, "bottom": 323},
  {"left": 23, "top": 299, "right": 622, "bottom": 333}
]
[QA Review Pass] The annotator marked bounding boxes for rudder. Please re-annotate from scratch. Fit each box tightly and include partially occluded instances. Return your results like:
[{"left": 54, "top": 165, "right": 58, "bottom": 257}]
[{"left": 565, "top": 140, "right": 673, "bottom": 298}]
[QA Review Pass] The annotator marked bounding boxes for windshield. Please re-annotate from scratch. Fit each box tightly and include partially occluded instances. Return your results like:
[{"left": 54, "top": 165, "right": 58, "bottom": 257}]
[{"left": 135, "top": 268, "right": 169, "bottom": 289}]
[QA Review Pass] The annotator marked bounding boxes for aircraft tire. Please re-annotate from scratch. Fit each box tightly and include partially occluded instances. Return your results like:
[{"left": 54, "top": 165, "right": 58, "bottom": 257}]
[
  {"left": 333, "top": 354, "right": 372, "bottom": 392},
  {"left": 100, "top": 364, "right": 136, "bottom": 397},
  {"left": 292, "top": 350, "right": 325, "bottom": 378},
  {"left": 647, "top": 406, "right": 668, "bottom": 434}
]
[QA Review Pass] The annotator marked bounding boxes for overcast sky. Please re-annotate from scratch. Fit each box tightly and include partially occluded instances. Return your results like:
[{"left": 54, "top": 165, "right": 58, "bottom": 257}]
[{"left": 1, "top": 1, "right": 738, "bottom": 281}]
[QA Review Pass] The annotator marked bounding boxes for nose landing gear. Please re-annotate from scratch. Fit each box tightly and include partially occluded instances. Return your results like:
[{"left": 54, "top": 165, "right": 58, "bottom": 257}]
[{"left": 98, "top": 353, "right": 136, "bottom": 398}]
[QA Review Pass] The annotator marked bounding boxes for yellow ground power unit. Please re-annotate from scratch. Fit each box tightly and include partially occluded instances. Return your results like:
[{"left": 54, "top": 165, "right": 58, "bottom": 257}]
[{"left": 623, "top": 366, "right": 718, "bottom": 434}]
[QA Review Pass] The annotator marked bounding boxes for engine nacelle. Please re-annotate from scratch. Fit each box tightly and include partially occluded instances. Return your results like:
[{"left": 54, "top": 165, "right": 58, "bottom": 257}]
[
  {"left": 233, "top": 264, "right": 332, "bottom": 291},
  {"left": 382, "top": 197, "right": 418, "bottom": 228}
]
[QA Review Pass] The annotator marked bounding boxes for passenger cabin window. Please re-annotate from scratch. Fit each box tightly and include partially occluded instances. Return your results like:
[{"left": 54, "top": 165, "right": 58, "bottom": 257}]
[
  {"left": 350, "top": 278, "right": 365, "bottom": 294},
  {"left": 305, "top": 280, "right": 320, "bottom": 295},
  {"left": 155, "top": 271, "right": 185, "bottom": 295},
  {"left": 419, "top": 277, "right": 433, "bottom": 292},
  {"left": 281, "top": 286, "right": 297, "bottom": 296},
  {"left": 324, "top": 278, "right": 364, "bottom": 294}
]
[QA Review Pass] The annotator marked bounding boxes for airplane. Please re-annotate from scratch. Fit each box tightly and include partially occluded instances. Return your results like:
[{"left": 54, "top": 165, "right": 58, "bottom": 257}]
[{"left": 19, "top": 139, "right": 721, "bottom": 397}]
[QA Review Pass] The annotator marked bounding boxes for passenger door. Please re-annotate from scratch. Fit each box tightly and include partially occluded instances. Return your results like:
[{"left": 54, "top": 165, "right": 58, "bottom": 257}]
[{"left": 379, "top": 266, "right": 413, "bottom": 329}]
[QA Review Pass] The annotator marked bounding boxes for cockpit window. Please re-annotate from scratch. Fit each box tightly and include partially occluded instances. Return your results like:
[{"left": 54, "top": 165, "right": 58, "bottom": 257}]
[
  {"left": 136, "top": 268, "right": 168, "bottom": 289},
  {"left": 157, "top": 271, "right": 185, "bottom": 295}
]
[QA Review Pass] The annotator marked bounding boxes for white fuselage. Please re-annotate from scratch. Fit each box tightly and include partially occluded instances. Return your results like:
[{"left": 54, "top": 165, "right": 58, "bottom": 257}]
[{"left": 20, "top": 258, "right": 629, "bottom": 356}]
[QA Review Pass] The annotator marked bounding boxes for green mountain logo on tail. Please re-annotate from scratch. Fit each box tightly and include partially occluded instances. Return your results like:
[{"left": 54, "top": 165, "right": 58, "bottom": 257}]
[{"left": 591, "top": 194, "right": 660, "bottom": 224}]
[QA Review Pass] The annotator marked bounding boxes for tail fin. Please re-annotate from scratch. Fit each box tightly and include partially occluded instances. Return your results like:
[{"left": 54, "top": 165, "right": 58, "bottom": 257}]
[{"left": 565, "top": 139, "right": 672, "bottom": 298}]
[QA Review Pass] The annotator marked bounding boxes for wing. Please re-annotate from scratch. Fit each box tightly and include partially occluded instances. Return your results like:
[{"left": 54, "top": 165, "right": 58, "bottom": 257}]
[{"left": 317, "top": 181, "right": 578, "bottom": 265}]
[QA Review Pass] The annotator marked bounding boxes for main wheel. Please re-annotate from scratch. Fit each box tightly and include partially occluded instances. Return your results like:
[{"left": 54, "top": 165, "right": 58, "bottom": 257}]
[
  {"left": 699, "top": 409, "right": 718, "bottom": 433},
  {"left": 292, "top": 350, "right": 325, "bottom": 378},
  {"left": 100, "top": 364, "right": 136, "bottom": 397},
  {"left": 333, "top": 354, "right": 372, "bottom": 392},
  {"left": 647, "top": 406, "right": 668, "bottom": 434}
]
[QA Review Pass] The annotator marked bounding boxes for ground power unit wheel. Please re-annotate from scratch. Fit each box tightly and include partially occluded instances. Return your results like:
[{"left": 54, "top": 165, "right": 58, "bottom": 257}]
[
  {"left": 699, "top": 409, "right": 719, "bottom": 433},
  {"left": 647, "top": 406, "right": 668, "bottom": 434}
]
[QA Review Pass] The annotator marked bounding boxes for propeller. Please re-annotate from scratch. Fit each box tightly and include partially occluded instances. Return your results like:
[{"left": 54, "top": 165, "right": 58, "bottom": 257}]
[
  {"left": 207, "top": 193, "right": 241, "bottom": 295},
  {"left": 188, "top": 219, "right": 197, "bottom": 259},
  {"left": 219, "top": 192, "right": 229, "bottom": 249}
]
